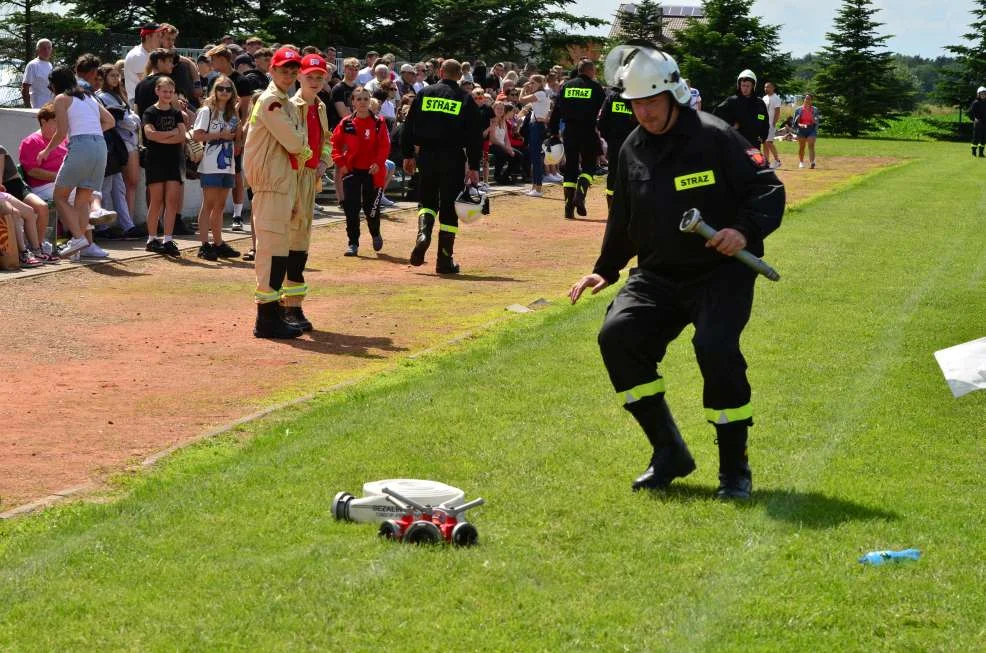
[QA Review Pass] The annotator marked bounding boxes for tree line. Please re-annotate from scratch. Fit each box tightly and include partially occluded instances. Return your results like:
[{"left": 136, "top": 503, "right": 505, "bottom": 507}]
[
  {"left": 3, "top": 0, "right": 985, "bottom": 136},
  {"left": 618, "top": 0, "right": 984, "bottom": 137}
]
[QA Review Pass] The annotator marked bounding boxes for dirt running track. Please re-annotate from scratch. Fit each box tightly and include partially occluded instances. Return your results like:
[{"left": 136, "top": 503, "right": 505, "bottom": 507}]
[{"left": 0, "top": 158, "right": 895, "bottom": 512}]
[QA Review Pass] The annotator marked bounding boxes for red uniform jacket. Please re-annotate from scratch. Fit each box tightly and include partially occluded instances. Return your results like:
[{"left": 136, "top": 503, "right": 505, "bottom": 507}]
[{"left": 330, "top": 112, "right": 390, "bottom": 188}]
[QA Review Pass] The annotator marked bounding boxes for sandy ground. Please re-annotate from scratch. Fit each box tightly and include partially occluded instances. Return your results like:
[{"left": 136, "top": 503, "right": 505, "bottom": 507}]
[{"left": 0, "top": 158, "right": 895, "bottom": 512}]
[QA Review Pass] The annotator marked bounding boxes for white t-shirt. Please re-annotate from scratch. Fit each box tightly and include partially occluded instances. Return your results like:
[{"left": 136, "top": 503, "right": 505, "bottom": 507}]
[
  {"left": 763, "top": 93, "right": 781, "bottom": 123},
  {"left": 23, "top": 58, "right": 53, "bottom": 108},
  {"left": 124, "top": 44, "right": 151, "bottom": 105},
  {"left": 364, "top": 78, "right": 385, "bottom": 94},
  {"left": 193, "top": 106, "right": 237, "bottom": 175},
  {"left": 356, "top": 67, "right": 375, "bottom": 85},
  {"left": 763, "top": 93, "right": 781, "bottom": 137},
  {"left": 529, "top": 89, "right": 550, "bottom": 120}
]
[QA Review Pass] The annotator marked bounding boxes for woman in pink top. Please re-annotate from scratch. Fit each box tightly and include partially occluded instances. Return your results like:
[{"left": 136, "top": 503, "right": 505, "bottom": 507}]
[{"left": 18, "top": 103, "right": 67, "bottom": 200}]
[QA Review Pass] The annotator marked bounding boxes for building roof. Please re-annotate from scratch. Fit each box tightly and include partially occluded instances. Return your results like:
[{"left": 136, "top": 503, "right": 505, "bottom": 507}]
[{"left": 608, "top": 3, "right": 706, "bottom": 42}]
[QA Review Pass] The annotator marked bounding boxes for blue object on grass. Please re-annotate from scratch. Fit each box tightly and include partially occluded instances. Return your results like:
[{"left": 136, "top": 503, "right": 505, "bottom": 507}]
[{"left": 858, "top": 549, "right": 921, "bottom": 565}]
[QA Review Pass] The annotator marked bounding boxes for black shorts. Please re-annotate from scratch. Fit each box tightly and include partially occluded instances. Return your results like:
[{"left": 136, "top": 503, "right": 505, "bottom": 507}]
[{"left": 2, "top": 177, "right": 27, "bottom": 201}]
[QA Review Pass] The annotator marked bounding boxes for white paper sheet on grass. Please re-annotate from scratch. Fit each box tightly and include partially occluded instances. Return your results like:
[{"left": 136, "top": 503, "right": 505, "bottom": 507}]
[{"left": 934, "top": 337, "right": 986, "bottom": 398}]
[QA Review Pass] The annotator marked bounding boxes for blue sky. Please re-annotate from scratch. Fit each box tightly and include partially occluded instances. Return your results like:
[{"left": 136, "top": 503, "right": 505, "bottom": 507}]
[{"left": 570, "top": 0, "right": 976, "bottom": 57}]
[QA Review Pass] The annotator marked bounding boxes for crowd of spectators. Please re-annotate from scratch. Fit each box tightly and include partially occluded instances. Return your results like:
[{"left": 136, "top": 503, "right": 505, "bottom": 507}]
[{"left": 6, "top": 24, "right": 794, "bottom": 271}]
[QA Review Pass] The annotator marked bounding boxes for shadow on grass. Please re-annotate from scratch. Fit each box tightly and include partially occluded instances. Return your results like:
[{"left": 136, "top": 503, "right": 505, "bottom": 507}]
[
  {"left": 644, "top": 483, "right": 900, "bottom": 528},
  {"left": 281, "top": 330, "right": 407, "bottom": 358}
]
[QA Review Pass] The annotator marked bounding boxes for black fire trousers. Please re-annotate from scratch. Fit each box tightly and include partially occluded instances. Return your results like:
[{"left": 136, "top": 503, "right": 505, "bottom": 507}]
[
  {"left": 341, "top": 169, "right": 382, "bottom": 246},
  {"left": 597, "top": 263, "right": 757, "bottom": 425},
  {"left": 418, "top": 146, "right": 465, "bottom": 231}
]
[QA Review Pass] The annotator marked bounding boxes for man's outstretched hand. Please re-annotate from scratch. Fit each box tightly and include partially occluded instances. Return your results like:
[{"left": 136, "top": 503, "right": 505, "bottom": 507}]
[{"left": 569, "top": 273, "right": 609, "bottom": 304}]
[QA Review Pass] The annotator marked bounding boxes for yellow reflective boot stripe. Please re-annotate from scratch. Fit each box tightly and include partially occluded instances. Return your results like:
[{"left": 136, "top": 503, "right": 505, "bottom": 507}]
[
  {"left": 579, "top": 173, "right": 594, "bottom": 183},
  {"left": 418, "top": 208, "right": 437, "bottom": 219},
  {"left": 622, "top": 378, "right": 666, "bottom": 403},
  {"left": 280, "top": 283, "right": 308, "bottom": 297},
  {"left": 562, "top": 181, "right": 577, "bottom": 188},
  {"left": 606, "top": 189, "right": 614, "bottom": 196},
  {"left": 255, "top": 290, "right": 281, "bottom": 302},
  {"left": 705, "top": 404, "right": 753, "bottom": 424},
  {"left": 439, "top": 223, "right": 458, "bottom": 234}
]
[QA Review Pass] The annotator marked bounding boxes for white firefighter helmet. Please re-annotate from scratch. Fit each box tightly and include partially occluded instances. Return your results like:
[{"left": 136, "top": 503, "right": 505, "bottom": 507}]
[
  {"left": 978, "top": 86, "right": 986, "bottom": 94},
  {"left": 455, "top": 183, "right": 490, "bottom": 224},
  {"left": 604, "top": 40, "right": 691, "bottom": 104},
  {"left": 542, "top": 135, "right": 564, "bottom": 165},
  {"left": 737, "top": 69, "right": 758, "bottom": 88}
]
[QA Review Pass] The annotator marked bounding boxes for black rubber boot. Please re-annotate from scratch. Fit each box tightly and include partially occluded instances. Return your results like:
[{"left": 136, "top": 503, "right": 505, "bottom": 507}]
[
  {"left": 435, "top": 230, "right": 459, "bottom": 274},
  {"left": 979, "top": 146, "right": 984, "bottom": 158},
  {"left": 606, "top": 194, "right": 612, "bottom": 212},
  {"left": 409, "top": 213, "right": 435, "bottom": 266},
  {"left": 280, "top": 305, "right": 313, "bottom": 332},
  {"left": 625, "top": 396, "right": 696, "bottom": 491},
  {"left": 563, "top": 186, "right": 575, "bottom": 220},
  {"left": 574, "top": 175, "right": 590, "bottom": 216},
  {"left": 254, "top": 301, "right": 303, "bottom": 339},
  {"left": 714, "top": 422, "right": 753, "bottom": 499},
  {"left": 973, "top": 145, "right": 978, "bottom": 157}
]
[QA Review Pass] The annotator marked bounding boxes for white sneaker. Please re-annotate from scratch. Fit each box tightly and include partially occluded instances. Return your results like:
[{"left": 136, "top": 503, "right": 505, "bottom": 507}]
[
  {"left": 798, "top": 162, "right": 805, "bottom": 169},
  {"left": 41, "top": 240, "right": 54, "bottom": 256},
  {"left": 89, "top": 208, "right": 117, "bottom": 226},
  {"left": 547, "top": 173, "right": 563, "bottom": 183},
  {"left": 526, "top": 189, "right": 543, "bottom": 197},
  {"left": 772, "top": 160, "right": 782, "bottom": 169},
  {"left": 81, "top": 243, "right": 110, "bottom": 258},
  {"left": 59, "top": 235, "right": 89, "bottom": 258},
  {"left": 70, "top": 252, "right": 81, "bottom": 263},
  {"left": 379, "top": 196, "right": 397, "bottom": 207}
]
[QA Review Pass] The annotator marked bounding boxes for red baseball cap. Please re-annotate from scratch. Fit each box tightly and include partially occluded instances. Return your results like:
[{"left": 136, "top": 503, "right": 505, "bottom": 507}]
[
  {"left": 299, "top": 54, "right": 327, "bottom": 75},
  {"left": 270, "top": 47, "right": 302, "bottom": 69}
]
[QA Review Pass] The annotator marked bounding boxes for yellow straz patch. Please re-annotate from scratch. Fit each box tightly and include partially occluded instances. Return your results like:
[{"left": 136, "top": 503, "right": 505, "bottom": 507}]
[
  {"left": 564, "top": 87, "right": 592, "bottom": 99},
  {"left": 674, "top": 170, "right": 716, "bottom": 190},
  {"left": 613, "top": 101, "right": 632, "bottom": 114},
  {"left": 422, "top": 97, "right": 462, "bottom": 115}
]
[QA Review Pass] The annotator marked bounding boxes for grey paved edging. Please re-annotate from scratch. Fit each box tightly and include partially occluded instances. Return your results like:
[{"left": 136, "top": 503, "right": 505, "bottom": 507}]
[
  {"left": 0, "top": 183, "right": 533, "bottom": 283},
  {"left": 0, "top": 183, "right": 543, "bottom": 519}
]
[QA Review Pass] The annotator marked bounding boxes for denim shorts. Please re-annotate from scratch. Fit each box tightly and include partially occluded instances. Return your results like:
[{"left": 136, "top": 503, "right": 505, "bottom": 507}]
[
  {"left": 55, "top": 134, "right": 107, "bottom": 191},
  {"left": 797, "top": 124, "right": 818, "bottom": 139},
  {"left": 200, "top": 173, "right": 235, "bottom": 188}
]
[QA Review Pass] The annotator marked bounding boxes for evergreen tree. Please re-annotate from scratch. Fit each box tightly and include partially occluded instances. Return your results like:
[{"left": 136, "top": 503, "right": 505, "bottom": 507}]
[
  {"left": 670, "top": 0, "right": 790, "bottom": 107},
  {"left": 813, "top": 0, "right": 904, "bottom": 137},
  {"left": 938, "top": 1, "right": 986, "bottom": 110},
  {"left": 616, "top": 0, "right": 664, "bottom": 44}
]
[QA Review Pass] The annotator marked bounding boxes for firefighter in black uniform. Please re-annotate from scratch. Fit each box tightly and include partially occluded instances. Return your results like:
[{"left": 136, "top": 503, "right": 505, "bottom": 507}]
[
  {"left": 571, "top": 43, "right": 785, "bottom": 499},
  {"left": 714, "top": 69, "right": 769, "bottom": 150},
  {"left": 968, "top": 86, "right": 986, "bottom": 157},
  {"left": 548, "top": 59, "right": 605, "bottom": 219},
  {"left": 402, "top": 59, "right": 483, "bottom": 274},
  {"left": 597, "top": 84, "right": 637, "bottom": 212}
]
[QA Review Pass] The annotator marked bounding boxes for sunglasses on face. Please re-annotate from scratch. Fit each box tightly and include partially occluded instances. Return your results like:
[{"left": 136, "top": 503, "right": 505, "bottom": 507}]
[{"left": 215, "top": 86, "right": 234, "bottom": 92}]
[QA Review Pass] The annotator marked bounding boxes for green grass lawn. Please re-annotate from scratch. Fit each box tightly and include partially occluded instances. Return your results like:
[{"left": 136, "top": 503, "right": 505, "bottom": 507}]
[{"left": 2, "top": 137, "right": 986, "bottom": 651}]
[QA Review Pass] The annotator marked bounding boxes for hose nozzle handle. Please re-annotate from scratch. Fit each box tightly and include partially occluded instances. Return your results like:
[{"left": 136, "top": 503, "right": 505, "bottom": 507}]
[{"left": 679, "top": 208, "right": 780, "bottom": 282}]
